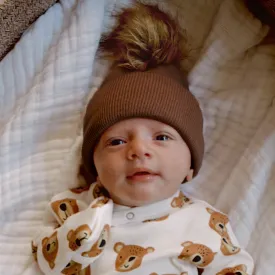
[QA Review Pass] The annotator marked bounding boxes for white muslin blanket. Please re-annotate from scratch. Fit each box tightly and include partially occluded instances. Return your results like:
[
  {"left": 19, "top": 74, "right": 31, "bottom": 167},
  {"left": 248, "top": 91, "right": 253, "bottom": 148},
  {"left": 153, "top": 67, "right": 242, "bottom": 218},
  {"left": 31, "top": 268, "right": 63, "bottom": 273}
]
[{"left": 0, "top": 0, "right": 274, "bottom": 274}]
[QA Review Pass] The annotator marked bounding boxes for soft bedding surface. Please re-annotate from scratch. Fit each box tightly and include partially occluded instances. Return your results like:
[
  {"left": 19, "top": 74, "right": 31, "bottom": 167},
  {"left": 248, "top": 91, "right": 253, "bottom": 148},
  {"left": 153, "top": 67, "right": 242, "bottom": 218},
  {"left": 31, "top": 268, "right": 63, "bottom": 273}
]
[{"left": 0, "top": 0, "right": 275, "bottom": 274}]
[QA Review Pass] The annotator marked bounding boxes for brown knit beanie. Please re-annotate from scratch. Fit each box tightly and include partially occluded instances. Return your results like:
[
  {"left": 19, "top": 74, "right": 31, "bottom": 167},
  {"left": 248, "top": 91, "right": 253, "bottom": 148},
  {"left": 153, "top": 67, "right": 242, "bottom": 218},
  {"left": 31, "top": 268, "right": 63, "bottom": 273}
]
[{"left": 82, "top": 3, "right": 204, "bottom": 179}]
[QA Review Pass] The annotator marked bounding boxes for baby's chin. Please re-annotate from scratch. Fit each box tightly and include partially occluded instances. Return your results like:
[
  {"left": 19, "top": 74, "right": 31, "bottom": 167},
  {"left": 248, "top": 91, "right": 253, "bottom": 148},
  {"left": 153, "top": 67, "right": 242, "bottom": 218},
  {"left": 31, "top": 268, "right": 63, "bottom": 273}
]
[{"left": 114, "top": 186, "right": 174, "bottom": 207}]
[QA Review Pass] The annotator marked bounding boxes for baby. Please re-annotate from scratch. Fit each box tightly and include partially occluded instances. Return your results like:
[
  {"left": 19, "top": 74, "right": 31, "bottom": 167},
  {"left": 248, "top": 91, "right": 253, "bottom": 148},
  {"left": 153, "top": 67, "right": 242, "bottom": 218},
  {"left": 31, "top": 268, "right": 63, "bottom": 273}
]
[{"left": 32, "top": 3, "right": 254, "bottom": 275}]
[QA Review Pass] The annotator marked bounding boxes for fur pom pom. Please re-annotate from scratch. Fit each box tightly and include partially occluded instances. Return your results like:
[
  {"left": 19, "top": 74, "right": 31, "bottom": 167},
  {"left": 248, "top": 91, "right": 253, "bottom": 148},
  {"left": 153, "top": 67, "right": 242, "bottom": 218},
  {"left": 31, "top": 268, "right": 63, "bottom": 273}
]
[{"left": 100, "top": 3, "right": 187, "bottom": 71}]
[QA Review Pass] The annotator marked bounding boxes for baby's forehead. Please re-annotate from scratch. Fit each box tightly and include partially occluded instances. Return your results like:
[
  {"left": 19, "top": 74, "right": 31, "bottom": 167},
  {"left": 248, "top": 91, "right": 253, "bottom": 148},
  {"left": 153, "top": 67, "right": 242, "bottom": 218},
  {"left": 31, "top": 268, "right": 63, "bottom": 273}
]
[{"left": 102, "top": 118, "right": 176, "bottom": 135}]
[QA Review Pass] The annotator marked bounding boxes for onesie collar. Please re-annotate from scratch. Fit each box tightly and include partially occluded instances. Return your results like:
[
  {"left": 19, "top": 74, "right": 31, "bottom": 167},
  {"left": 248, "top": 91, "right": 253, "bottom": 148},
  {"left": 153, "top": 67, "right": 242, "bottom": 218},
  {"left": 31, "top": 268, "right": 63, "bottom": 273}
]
[{"left": 112, "top": 189, "right": 192, "bottom": 227}]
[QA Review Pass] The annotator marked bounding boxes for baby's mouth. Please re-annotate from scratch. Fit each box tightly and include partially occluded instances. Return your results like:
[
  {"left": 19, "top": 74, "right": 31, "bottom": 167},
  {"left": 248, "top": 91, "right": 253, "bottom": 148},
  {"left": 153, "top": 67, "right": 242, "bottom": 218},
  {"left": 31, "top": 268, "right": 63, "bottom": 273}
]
[{"left": 126, "top": 170, "right": 159, "bottom": 182}]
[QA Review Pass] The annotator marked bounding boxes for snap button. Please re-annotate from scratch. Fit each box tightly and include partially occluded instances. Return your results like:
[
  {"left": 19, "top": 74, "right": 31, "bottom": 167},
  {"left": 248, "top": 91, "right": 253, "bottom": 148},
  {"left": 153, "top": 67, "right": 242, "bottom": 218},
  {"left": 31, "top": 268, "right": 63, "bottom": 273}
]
[{"left": 126, "top": 212, "right": 135, "bottom": 220}]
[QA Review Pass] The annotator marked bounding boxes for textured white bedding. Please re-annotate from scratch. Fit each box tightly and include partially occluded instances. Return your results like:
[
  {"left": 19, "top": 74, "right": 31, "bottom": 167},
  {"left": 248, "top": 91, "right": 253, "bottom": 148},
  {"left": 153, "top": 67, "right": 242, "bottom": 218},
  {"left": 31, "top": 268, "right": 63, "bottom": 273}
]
[{"left": 0, "top": 0, "right": 274, "bottom": 274}]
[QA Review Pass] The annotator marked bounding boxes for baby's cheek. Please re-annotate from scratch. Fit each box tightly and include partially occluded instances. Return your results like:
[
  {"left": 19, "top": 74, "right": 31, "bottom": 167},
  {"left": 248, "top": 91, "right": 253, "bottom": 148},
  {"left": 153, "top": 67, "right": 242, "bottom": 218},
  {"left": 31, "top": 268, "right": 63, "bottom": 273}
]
[
  {"left": 95, "top": 153, "right": 117, "bottom": 174},
  {"left": 97, "top": 159, "right": 125, "bottom": 186},
  {"left": 104, "top": 159, "right": 124, "bottom": 176},
  {"left": 165, "top": 160, "right": 190, "bottom": 184},
  {"left": 176, "top": 149, "right": 191, "bottom": 169},
  {"left": 166, "top": 153, "right": 188, "bottom": 171}
]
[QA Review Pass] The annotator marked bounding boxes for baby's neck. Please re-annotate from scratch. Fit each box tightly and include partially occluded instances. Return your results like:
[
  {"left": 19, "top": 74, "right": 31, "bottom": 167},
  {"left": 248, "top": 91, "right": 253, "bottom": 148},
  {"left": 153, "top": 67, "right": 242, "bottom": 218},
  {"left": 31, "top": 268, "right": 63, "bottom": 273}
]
[{"left": 111, "top": 189, "right": 181, "bottom": 208}]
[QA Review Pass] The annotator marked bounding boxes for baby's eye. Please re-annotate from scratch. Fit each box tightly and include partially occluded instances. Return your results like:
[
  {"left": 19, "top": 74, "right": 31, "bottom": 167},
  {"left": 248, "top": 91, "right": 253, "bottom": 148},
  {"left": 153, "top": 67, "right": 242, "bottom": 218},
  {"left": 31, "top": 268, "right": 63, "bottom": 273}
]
[
  {"left": 155, "top": 134, "right": 170, "bottom": 141},
  {"left": 108, "top": 139, "right": 126, "bottom": 146}
]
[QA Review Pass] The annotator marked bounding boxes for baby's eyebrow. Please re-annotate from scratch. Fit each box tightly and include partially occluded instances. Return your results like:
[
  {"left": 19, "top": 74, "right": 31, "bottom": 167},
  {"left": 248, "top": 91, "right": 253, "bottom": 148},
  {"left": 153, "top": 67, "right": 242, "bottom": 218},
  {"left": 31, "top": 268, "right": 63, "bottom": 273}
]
[
  {"left": 103, "top": 131, "right": 122, "bottom": 138},
  {"left": 156, "top": 126, "right": 177, "bottom": 135}
]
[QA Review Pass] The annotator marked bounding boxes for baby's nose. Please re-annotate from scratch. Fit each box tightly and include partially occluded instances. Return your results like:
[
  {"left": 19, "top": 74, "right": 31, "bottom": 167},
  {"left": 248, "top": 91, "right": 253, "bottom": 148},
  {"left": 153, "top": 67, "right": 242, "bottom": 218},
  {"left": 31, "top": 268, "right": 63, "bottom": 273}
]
[{"left": 127, "top": 139, "right": 151, "bottom": 160}]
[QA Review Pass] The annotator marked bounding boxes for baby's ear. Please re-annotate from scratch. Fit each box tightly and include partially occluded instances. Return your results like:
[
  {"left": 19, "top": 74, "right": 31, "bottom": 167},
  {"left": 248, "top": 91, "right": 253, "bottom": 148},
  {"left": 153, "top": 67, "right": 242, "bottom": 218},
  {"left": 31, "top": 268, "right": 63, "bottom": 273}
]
[{"left": 186, "top": 169, "right": 193, "bottom": 182}]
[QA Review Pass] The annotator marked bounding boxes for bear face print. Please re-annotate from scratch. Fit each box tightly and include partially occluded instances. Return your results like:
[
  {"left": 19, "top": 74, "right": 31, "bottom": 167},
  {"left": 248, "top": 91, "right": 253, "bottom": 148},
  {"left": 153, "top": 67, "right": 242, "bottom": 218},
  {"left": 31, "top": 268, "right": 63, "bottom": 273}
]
[
  {"left": 114, "top": 242, "right": 155, "bottom": 272},
  {"left": 70, "top": 186, "right": 90, "bottom": 194},
  {"left": 67, "top": 224, "right": 92, "bottom": 251},
  {"left": 61, "top": 260, "right": 82, "bottom": 275},
  {"left": 178, "top": 241, "right": 217, "bottom": 268},
  {"left": 220, "top": 232, "right": 240, "bottom": 256},
  {"left": 206, "top": 208, "right": 229, "bottom": 236},
  {"left": 51, "top": 198, "right": 79, "bottom": 224},
  {"left": 42, "top": 231, "right": 59, "bottom": 269},
  {"left": 91, "top": 197, "right": 109, "bottom": 208},
  {"left": 82, "top": 224, "right": 110, "bottom": 257},
  {"left": 31, "top": 241, "right": 37, "bottom": 262},
  {"left": 143, "top": 214, "right": 169, "bottom": 223},
  {"left": 171, "top": 191, "right": 192, "bottom": 208},
  {"left": 216, "top": 264, "right": 248, "bottom": 275}
]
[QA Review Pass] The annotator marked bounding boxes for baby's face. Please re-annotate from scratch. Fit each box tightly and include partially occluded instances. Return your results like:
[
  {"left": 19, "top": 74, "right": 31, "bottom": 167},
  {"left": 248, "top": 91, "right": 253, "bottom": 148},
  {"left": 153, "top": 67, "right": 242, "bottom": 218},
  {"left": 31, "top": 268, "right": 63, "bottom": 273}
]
[{"left": 93, "top": 118, "right": 193, "bottom": 207}]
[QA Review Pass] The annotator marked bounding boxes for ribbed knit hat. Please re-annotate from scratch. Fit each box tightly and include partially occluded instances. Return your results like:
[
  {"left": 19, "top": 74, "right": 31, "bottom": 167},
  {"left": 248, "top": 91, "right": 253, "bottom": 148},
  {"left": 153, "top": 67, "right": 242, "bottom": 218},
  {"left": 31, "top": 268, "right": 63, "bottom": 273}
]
[{"left": 82, "top": 65, "right": 204, "bottom": 178}]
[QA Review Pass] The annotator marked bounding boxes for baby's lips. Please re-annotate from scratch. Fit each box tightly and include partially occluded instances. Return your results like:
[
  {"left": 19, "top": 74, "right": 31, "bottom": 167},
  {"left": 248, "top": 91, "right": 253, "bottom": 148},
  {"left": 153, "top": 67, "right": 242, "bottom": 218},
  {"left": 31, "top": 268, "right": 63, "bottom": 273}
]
[{"left": 127, "top": 167, "right": 158, "bottom": 178}]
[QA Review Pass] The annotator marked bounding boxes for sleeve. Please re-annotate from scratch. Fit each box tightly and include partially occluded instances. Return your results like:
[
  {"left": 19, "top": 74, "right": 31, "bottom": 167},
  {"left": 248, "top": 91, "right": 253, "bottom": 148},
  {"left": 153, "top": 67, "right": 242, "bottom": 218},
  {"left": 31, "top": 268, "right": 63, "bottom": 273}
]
[
  {"left": 38, "top": 182, "right": 107, "bottom": 226},
  {"left": 196, "top": 205, "right": 254, "bottom": 275},
  {"left": 32, "top": 183, "right": 112, "bottom": 275}
]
